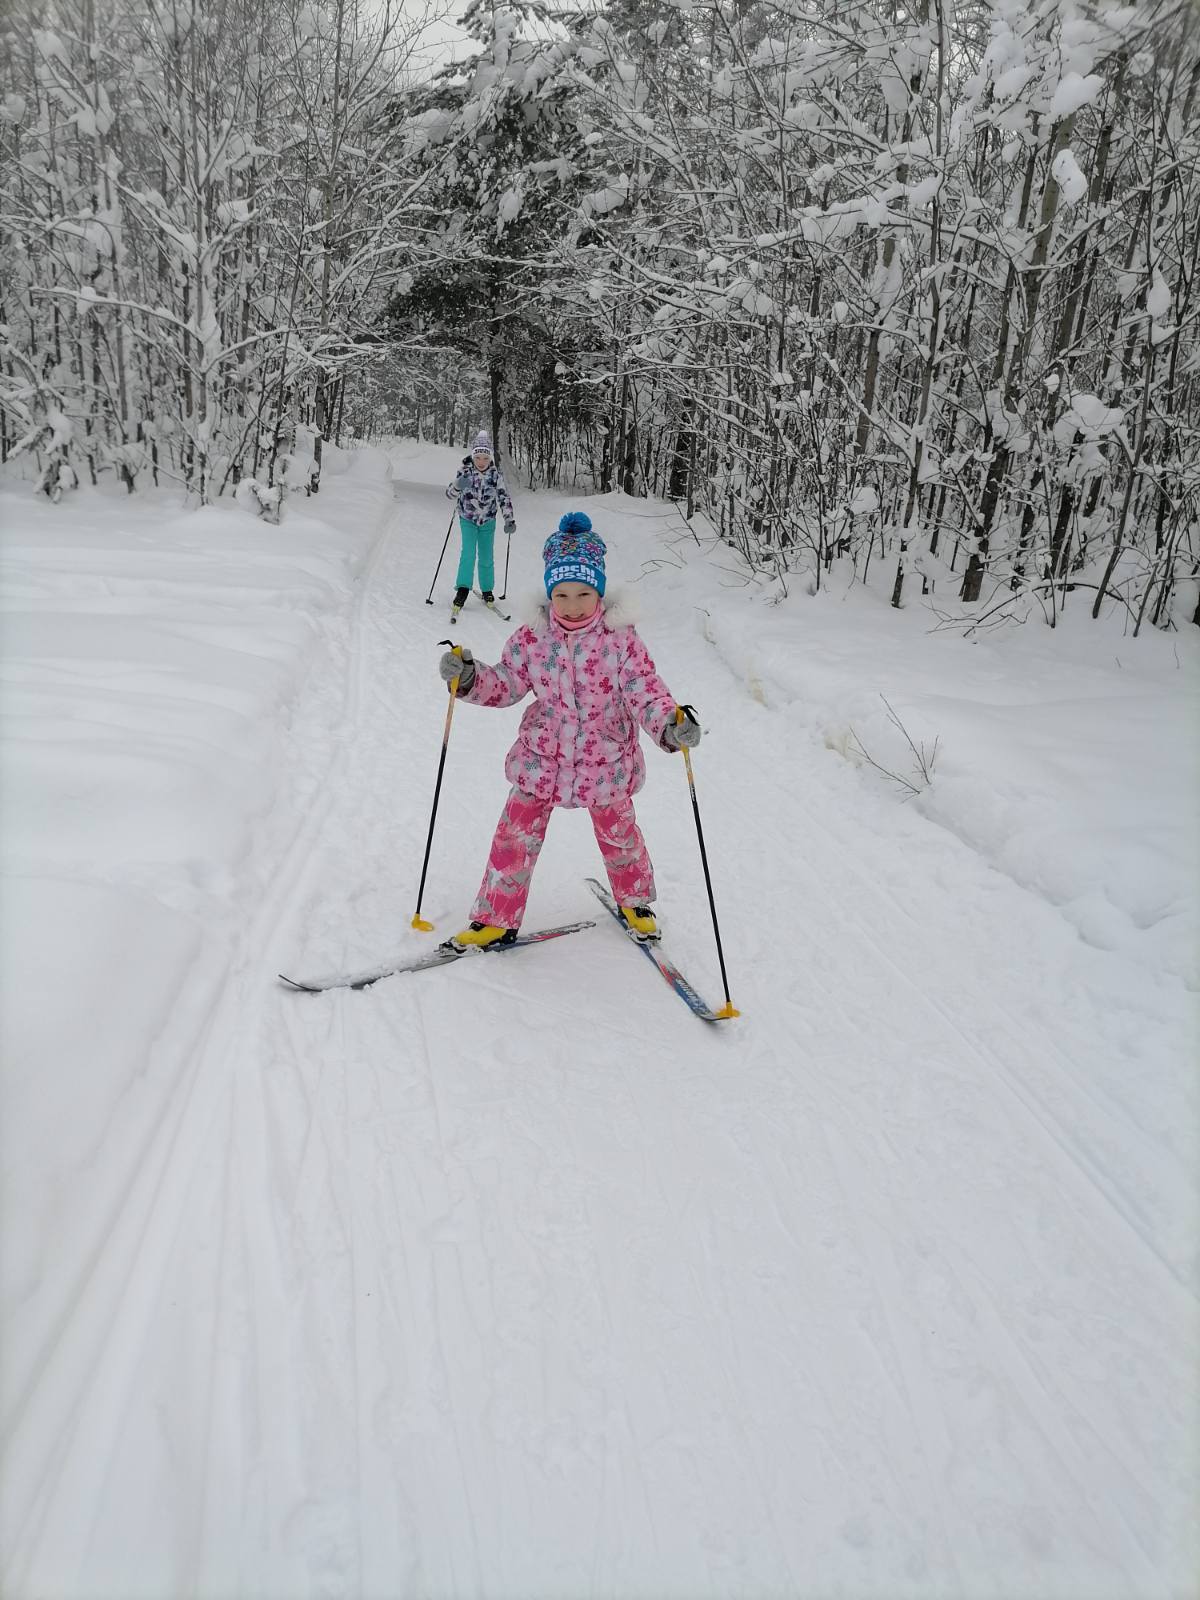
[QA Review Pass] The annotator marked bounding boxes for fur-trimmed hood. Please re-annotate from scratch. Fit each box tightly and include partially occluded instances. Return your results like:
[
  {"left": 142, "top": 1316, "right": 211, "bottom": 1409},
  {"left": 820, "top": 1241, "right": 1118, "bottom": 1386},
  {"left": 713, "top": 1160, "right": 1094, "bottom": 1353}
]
[{"left": 517, "top": 584, "right": 639, "bottom": 631}]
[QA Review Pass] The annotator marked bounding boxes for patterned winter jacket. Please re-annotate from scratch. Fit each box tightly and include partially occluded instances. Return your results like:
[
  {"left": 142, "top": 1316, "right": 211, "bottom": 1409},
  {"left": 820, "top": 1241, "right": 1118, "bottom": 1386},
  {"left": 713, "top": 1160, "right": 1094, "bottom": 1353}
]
[
  {"left": 447, "top": 456, "right": 515, "bottom": 528},
  {"left": 458, "top": 595, "right": 679, "bottom": 808}
]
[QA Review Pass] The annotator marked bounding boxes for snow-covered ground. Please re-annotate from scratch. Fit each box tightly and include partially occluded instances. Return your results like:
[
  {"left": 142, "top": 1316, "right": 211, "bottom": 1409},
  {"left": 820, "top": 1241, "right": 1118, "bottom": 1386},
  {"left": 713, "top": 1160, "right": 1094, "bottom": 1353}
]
[{"left": 2, "top": 441, "right": 1197, "bottom": 1598}]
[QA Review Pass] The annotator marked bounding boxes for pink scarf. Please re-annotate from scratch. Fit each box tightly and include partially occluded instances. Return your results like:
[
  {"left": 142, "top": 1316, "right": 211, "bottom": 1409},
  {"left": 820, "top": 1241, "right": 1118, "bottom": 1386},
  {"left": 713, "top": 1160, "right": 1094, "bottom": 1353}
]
[{"left": 554, "top": 604, "right": 603, "bottom": 632}]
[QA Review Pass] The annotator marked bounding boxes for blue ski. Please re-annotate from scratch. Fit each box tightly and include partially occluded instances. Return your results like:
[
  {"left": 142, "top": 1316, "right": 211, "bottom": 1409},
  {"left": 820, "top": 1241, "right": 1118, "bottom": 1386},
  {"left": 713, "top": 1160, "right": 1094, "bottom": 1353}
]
[{"left": 585, "top": 878, "right": 727, "bottom": 1023}]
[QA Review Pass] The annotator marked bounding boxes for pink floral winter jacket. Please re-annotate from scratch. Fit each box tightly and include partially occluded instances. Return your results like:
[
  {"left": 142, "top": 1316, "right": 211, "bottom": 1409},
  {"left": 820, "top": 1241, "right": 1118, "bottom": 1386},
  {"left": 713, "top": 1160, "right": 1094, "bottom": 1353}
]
[{"left": 459, "top": 598, "right": 679, "bottom": 808}]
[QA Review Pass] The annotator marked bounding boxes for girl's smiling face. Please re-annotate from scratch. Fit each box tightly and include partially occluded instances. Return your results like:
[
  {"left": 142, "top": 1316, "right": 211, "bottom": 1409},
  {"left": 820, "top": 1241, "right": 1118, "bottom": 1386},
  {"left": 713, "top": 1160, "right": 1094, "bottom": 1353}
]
[{"left": 550, "top": 583, "right": 600, "bottom": 622}]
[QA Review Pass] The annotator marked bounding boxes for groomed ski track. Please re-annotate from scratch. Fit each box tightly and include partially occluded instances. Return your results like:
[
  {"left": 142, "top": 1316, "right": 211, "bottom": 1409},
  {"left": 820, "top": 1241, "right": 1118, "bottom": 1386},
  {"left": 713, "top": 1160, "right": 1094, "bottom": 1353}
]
[{"left": 4, "top": 452, "right": 1194, "bottom": 1599}]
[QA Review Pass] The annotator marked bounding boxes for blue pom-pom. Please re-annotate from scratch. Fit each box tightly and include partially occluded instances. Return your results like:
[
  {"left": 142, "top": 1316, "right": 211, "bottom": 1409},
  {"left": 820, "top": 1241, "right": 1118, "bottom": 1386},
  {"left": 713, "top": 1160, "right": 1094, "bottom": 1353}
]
[{"left": 558, "top": 511, "right": 592, "bottom": 535}]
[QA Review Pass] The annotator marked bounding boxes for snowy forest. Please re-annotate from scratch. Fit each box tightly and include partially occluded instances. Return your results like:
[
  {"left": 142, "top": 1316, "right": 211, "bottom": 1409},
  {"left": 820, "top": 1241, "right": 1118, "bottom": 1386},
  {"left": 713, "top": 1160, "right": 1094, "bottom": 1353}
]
[{"left": 2, "top": 0, "right": 1199, "bottom": 627}]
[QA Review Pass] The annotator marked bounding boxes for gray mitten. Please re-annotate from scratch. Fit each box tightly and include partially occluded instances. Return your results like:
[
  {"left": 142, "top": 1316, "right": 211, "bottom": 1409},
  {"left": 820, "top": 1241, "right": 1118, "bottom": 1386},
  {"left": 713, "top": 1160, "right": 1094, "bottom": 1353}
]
[
  {"left": 439, "top": 646, "right": 475, "bottom": 693},
  {"left": 663, "top": 707, "right": 701, "bottom": 749},
  {"left": 503, "top": 519, "right": 516, "bottom": 537}
]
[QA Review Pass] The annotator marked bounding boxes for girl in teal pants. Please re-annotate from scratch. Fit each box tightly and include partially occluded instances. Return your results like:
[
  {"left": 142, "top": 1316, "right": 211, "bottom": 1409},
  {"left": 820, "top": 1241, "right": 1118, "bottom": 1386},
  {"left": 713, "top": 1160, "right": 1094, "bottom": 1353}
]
[
  {"left": 455, "top": 515, "right": 496, "bottom": 594},
  {"left": 447, "top": 430, "right": 516, "bottom": 612}
]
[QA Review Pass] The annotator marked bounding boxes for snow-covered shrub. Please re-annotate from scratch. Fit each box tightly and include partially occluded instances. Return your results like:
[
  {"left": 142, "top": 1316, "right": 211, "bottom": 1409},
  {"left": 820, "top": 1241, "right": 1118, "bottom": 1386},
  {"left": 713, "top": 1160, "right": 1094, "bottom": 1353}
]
[{"left": 234, "top": 477, "right": 283, "bottom": 524}]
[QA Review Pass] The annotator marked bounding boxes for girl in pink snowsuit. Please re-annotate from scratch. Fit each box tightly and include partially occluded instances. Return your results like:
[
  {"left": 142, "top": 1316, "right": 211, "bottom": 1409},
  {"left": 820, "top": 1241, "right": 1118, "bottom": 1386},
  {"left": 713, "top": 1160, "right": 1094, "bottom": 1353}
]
[{"left": 437, "top": 513, "right": 701, "bottom": 947}]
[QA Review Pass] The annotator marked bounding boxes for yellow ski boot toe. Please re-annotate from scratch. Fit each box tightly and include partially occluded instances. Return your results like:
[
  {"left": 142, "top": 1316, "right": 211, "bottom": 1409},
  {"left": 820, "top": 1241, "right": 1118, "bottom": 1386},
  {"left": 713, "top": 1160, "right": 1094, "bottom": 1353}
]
[
  {"left": 450, "top": 922, "right": 517, "bottom": 951},
  {"left": 620, "top": 904, "right": 660, "bottom": 941}
]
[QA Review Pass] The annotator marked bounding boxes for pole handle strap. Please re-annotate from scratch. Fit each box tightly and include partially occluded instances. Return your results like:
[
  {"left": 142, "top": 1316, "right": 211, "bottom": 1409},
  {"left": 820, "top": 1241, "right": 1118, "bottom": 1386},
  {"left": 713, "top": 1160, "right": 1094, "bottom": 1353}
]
[
  {"left": 676, "top": 704, "right": 698, "bottom": 777},
  {"left": 439, "top": 638, "right": 463, "bottom": 696}
]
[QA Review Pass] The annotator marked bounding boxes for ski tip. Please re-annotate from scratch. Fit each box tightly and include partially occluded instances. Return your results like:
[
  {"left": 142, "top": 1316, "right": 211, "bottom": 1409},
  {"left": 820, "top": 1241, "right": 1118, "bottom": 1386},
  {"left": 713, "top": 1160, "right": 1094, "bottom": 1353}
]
[{"left": 279, "top": 973, "right": 315, "bottom": 992}]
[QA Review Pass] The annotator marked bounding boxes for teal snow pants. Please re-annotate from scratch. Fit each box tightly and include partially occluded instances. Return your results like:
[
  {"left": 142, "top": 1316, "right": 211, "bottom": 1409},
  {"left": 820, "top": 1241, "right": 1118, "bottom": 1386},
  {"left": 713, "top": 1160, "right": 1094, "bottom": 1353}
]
[{"left": 455, "top": 516, "right": 496, "bottom": 592}]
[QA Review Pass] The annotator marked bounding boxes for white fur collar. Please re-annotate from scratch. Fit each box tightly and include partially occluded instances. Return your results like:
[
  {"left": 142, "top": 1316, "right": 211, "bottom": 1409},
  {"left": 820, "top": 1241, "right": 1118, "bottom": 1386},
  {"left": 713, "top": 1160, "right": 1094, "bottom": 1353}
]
[{"left": 518, "top": 584, "right": 638, "bottom": 630}]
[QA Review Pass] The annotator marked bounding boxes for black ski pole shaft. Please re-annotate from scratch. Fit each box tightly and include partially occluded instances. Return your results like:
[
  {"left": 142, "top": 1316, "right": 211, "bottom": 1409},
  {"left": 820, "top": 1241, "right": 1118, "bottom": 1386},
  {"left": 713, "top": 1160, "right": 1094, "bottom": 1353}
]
[
  {"left": 425, "top": 512, "right": 456, "bottom": 605},
  {"left": 676, "top": 705, "right": 739, "bottom": 1017},
  {"left": 412, "top": 643, "right": 462, "bottom": 930},
  {"left": 499, "top": 521, "right": 512, "bottom": 601}
]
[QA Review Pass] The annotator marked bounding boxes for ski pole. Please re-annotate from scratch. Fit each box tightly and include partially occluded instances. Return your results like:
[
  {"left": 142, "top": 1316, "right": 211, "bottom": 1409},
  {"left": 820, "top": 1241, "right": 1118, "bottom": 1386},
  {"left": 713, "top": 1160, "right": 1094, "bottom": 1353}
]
[
  {"left": 676, "top": 704, "right": 739, "bottom": 1017},
  {"left": 412, "top": 641, "right": 463, "bottom": 931},
  {"left": 425, "top": 511, "right": 456, "bottom": 606},
  {"left": 499, "top": 521, "right": 512, "bottom": 601}
]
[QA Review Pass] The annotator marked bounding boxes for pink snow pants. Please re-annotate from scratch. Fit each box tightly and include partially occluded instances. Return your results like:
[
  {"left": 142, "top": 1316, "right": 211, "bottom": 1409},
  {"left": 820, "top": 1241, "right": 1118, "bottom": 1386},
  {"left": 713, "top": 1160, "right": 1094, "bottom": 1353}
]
[{"left": 472, "top": 787, "right": 655, "bottom": 929}]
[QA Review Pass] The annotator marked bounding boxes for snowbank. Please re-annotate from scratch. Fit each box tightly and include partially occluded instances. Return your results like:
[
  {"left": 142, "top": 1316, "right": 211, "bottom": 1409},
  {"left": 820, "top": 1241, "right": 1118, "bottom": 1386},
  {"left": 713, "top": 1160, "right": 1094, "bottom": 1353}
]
[
  {"left": 685, "top": 553, "right": 1199, "bottom": 988},
  {"left": 0, "top": 453, "right": 394, "bottom": 1321}
]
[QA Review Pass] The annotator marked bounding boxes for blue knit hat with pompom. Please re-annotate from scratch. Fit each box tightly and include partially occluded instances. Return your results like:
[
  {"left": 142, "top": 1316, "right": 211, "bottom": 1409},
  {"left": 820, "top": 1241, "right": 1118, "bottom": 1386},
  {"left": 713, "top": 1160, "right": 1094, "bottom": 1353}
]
[{"left": 543, "top": 511, "right": 606, "bottom": 597}]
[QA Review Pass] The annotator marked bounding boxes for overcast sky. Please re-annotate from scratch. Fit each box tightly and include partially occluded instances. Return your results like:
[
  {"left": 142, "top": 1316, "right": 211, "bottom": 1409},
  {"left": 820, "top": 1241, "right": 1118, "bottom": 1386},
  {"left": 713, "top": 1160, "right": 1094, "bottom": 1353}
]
[{"left": 406, "top": 0, "right": 477, "bottom": 77}]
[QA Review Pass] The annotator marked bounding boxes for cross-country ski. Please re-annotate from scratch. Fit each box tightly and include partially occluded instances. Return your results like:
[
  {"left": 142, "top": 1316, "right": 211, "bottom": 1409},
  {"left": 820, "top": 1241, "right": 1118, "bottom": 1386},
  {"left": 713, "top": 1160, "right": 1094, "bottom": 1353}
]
[
  {"left": 279, "top": 919, "right": 595, "bottom": 992},
  {"left": 474, "top": 590, "right": 511, "bottom": 620},
  {"left": 585, "top": 877, "right": 726, "bottom": 1023}
]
